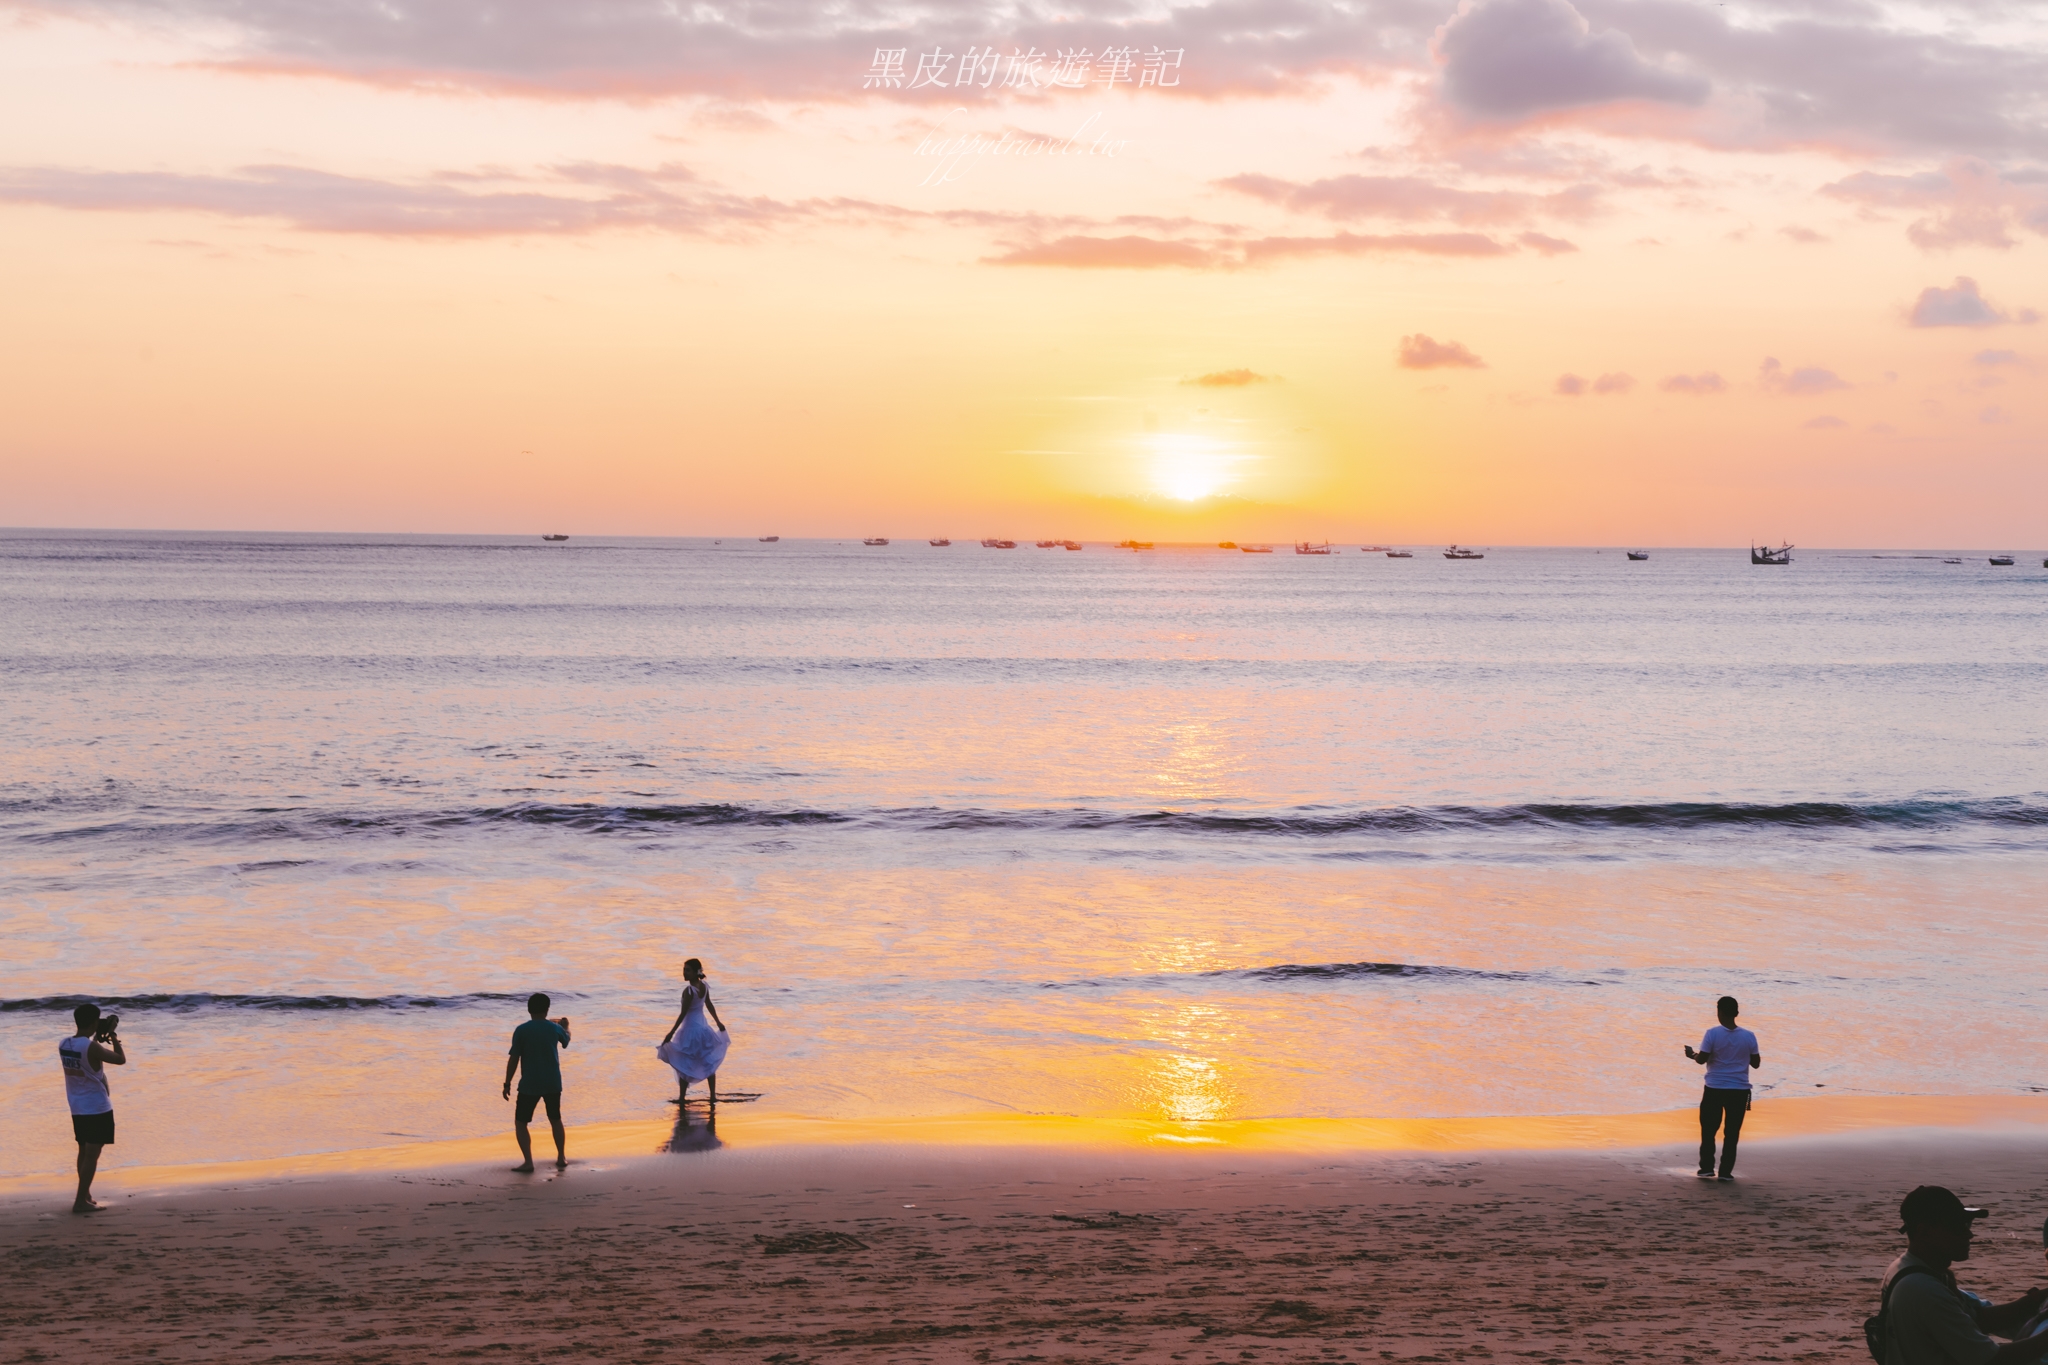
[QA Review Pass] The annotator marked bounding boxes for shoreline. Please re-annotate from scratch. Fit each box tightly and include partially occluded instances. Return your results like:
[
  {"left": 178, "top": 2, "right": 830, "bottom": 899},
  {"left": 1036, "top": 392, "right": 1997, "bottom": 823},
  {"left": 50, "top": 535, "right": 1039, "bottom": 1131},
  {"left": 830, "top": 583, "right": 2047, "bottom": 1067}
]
[
  {"left": 11, "top": 1119, "right": 2048, "bottom": 1363},
  {"left": 9, "top": 1092, "right": 2047, "bottom": 1207}
]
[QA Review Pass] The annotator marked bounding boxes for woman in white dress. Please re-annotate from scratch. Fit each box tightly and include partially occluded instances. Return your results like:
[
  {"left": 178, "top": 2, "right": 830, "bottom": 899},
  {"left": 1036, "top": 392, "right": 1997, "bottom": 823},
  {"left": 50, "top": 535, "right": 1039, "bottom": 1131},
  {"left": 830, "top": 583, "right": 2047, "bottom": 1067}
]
[{"left": 656, "top": 958, "right": 730, "bottom": 1106}]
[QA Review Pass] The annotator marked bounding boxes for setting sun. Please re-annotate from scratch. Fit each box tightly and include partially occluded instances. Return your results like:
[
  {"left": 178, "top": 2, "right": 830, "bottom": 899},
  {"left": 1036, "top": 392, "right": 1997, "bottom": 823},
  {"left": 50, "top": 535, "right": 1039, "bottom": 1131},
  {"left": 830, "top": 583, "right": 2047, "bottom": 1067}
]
[{"left": 1148, "top": 433, "right": 1242, "bottom": 502}]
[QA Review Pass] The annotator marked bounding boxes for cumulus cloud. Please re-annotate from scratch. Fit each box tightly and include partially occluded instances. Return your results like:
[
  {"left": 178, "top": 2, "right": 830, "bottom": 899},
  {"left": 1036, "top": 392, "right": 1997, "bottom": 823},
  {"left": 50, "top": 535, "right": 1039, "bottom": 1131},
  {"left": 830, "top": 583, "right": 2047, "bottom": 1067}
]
[
  {"left": 1760, "top": 357, "right": 1849, "bottom": 394},
  {"left": 17, "top": 0, "right": 2048, "bottom": 163},
  {"left": 1557, "top": 370, "right": 1631, "bottom": 394},
  {"left": 1578, "top": 2, "right": 2048, "bottom": 157},
  {"left": 1822, "top": 159, "right": 2048, "bottom": 249},
  {"left": 1183, "top": 369, "right": 1274, "bottom": 387},
  {"left": 1661, "top": 372, "right": 1726, "bottom": 394},
  {"left": 1399, "top": 335, "right": 1486, "bottom": 369},
  {"left": 1908, "top": 276, "right": 2034, "bottom": 328},
  {"left": 1215, "top": 172, "right": 1599, "bottom": 226},
  {"left": 1434, "top": 0, "right": 1708, "bottom": 121}
]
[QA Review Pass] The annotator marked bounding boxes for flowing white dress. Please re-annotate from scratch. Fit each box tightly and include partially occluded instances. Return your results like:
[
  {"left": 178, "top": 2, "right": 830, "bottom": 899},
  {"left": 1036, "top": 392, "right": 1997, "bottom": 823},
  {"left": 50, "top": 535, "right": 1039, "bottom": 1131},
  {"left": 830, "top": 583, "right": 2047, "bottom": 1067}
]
[{"left": 657, "top": 985, "right": 730, "bottom": 1081}]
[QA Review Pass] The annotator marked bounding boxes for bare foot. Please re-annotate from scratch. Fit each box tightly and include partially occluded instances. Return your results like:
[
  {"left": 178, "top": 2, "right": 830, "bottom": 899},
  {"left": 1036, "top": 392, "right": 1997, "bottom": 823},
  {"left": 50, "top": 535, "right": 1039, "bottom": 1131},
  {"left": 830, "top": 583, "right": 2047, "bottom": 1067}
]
[
  {"left": 72, "top": 1200, "right": 105, "bottom": 1214},
  {"left": 511, "top": 1162, "right": 535, "bottom": 1173}
]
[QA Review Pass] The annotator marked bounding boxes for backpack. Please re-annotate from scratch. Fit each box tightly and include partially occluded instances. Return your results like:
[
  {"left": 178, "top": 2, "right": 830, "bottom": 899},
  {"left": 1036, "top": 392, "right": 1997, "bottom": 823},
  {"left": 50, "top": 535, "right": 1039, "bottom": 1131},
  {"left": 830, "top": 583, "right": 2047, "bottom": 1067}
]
[{"left": 1864, "top": 1265, "right": 1942, "bottom": 1362}]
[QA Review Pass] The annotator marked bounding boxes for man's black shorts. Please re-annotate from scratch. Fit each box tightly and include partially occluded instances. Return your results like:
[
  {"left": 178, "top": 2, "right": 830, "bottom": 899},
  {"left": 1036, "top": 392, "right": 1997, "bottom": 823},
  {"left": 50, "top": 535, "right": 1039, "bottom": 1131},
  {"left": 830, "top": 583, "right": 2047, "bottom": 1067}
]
[
  {"left": 515, "top": 1091, "right": 562, "bottom": 1124},
  {"left": 72, "top": 1111, "right": 115, "bottom": 1145}
]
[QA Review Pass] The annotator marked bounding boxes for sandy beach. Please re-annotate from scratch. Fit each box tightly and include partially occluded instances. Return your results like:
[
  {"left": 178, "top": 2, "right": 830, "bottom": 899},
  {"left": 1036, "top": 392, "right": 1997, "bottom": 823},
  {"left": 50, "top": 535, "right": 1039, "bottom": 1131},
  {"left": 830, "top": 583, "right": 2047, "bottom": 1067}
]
[{"left": 9, "top": 1107, "right": 2048, "bottom": 1364}]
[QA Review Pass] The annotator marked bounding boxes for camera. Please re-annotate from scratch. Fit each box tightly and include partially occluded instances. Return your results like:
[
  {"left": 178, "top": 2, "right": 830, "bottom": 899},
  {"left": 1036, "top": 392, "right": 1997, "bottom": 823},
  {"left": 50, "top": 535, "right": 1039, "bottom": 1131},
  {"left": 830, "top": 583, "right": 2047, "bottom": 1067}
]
[{"left": 94, "top": 1013, "right": 120, "bottom": 1042}]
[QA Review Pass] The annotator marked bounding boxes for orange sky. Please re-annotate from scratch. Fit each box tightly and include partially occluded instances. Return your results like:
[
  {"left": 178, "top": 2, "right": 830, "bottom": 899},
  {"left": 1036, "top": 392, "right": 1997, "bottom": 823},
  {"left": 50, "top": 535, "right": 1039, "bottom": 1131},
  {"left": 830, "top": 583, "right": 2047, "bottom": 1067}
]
[{"left": 2, "top": 2, "right": 2045, "bottom": 544}]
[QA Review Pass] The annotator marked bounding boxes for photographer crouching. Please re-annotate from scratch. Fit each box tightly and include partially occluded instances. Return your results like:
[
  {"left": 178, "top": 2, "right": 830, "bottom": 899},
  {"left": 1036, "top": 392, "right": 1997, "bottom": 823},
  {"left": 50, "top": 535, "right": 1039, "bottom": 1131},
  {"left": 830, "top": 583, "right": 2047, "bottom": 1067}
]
[{"left": 60, "top": 1003, "right": 127, "bottom": 1213}]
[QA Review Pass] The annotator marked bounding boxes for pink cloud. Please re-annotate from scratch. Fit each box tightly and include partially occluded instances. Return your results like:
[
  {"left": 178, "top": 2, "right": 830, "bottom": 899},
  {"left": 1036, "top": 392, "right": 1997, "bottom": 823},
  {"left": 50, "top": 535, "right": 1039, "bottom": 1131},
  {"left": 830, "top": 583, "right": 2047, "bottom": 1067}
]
[{"left": 1399, "top": 335, "right": 1487, "bottom": 369}]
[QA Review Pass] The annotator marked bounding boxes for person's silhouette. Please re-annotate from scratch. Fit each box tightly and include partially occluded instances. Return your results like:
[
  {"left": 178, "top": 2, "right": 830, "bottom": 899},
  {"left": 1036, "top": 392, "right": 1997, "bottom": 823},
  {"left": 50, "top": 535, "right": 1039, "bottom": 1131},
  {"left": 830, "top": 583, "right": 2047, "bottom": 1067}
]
[{"left": 1684, "top": 995, "right": 1759, "bottom": 1180}]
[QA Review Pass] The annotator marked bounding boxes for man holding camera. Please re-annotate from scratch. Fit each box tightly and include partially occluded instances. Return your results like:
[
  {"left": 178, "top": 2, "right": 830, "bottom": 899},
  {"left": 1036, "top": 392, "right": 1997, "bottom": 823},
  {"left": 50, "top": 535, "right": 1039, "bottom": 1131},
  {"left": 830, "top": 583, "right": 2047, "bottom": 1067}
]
[{"left": 60, "top": 1003, "right": 126, "bottom": 1213}]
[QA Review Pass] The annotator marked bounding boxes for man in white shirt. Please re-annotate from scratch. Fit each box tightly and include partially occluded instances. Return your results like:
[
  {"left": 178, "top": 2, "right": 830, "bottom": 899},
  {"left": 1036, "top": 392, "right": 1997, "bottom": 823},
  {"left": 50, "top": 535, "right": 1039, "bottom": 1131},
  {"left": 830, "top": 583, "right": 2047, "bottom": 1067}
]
[
  {"left": 1683, "top": 994, "right": 1758, "bottom": 1181},
  {"left": 1877, "top": 1185, "right": 2048, "bottom": 1365}
]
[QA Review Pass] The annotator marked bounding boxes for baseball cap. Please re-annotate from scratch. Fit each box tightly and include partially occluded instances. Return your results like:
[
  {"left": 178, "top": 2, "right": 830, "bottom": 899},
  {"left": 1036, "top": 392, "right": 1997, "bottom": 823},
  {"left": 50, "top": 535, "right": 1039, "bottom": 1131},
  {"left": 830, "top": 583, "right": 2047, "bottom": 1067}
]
[{"left": 1900, "top": 1185, "right": 1987, "bottom": 1230}]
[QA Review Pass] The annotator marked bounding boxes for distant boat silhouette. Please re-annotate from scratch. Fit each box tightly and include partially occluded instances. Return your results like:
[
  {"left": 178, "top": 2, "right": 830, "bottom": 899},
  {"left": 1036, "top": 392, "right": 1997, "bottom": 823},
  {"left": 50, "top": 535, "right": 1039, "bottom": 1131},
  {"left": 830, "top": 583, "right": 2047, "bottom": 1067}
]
[
  {"left": 1990, "top": 555, "right": 2016, "bottom": 565},
  {"left": 1061, "top": 540, "right": 1082, "bottom": 550},
  {"left": 863, "top": 537, "right": 889, "bottom": 546},
  {"left": 1240, "top": 544, "right": 1272, "bottom": 553},
  {"left": 541, "top": 534, "right": 569, "bottom": 541},
  {"left": 1359, "top": 545, "right": 1391, "bottom": 552},
  {"left": 929, "top": 538, "right": 951, "bottom": 546},
  {"left": 758, "top": 535, "right": 779, "bottom": 542},
  {"left": 1443, "top": 545, "right": 1484, "bottom": 559},
  {"left": 1117, "top": 540, "right": 1153, "bottom": 550},
  {"left": 1218, "top": 541, "right": 1237, "bottom": 549},
  {"left": 1751, "top": 542, "right": 1793, "bottom": 565},
  {"left": 1626, "top": 551, "right": 1649, "bottom": 561},
  {"left": 1295, "top": 541, "right": 1332, "bottom": 555},
  {"left": 1385, "top": 550, "right": 1412, "bottom": 558},
  {"left": 1036, "top": 540, "right": 1058, "bottom": 548}
]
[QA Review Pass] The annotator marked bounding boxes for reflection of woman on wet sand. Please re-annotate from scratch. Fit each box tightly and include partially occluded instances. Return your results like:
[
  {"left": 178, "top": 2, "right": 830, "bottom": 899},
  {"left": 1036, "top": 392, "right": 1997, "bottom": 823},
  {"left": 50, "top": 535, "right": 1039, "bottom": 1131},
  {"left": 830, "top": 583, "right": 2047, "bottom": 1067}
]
[{"left": 656, "top": 958, "right": 730, "bottom": 1107}]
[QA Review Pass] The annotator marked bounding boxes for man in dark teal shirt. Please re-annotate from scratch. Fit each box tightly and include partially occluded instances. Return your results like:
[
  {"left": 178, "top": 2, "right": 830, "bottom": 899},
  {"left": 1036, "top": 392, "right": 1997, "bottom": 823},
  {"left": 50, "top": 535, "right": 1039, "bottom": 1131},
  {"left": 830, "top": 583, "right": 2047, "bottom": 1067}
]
[{"left": 502, "top": 993, "right": 572, "bottom": 1172}]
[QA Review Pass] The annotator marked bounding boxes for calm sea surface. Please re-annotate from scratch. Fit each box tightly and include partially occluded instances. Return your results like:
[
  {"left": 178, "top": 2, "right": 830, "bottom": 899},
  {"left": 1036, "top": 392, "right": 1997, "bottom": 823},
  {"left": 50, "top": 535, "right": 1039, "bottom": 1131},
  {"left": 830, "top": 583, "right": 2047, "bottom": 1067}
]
[{"left": 4, "top": 530, "right": 2047, "bottom": 1172}]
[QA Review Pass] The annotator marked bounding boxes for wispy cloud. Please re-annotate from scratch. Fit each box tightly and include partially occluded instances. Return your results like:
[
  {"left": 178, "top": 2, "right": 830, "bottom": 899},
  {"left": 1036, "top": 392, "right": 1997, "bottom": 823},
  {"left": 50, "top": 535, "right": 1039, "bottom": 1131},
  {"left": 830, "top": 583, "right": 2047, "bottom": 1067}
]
[
  {"left": 1760, "top": 357, "right": 1849, "bottom": 395},
  {"left": 1661, "top": 371, "right": 1726, "bottom": 394},
  {"left": 1215, "top": 171, "right": 1599, "bottom": 226},
  {"left": 1182, "top": 369, "right": 1275, "bottom": 387}
]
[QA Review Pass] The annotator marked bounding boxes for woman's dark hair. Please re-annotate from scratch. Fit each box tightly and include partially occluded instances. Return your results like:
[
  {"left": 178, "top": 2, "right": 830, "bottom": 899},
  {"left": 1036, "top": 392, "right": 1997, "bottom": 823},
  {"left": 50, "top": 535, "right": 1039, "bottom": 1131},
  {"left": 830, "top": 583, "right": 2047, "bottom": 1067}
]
[{"left": 684, "top": 958, "right": 703, "bottom": 977}]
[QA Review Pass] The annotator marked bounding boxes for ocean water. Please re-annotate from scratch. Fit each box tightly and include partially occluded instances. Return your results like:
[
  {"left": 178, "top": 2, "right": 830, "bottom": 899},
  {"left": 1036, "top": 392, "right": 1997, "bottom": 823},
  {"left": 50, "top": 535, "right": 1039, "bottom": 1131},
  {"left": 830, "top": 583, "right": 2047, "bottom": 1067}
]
[{"left": 4, "top": 529, "right": 2047, "bottom": 1173}]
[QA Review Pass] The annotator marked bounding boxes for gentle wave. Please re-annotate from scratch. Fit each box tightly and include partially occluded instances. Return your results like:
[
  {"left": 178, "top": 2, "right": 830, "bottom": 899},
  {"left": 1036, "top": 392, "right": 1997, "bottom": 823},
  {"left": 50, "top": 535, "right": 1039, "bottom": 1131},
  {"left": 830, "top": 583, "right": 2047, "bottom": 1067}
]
[
  {"left": 9, "top": 796, "right": 2048, "bottom": 847},
  {"left": 0, "top": 991, "right": 545, "bottom": 1013}
]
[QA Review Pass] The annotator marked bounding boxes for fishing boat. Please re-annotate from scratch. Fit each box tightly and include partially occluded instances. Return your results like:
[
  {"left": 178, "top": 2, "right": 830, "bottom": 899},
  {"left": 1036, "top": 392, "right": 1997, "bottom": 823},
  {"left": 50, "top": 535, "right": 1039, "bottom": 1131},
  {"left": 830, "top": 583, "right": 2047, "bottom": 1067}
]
[
  {"left": 1240, "top": 544, "right": 1273, "bottom": 553},
  {"left": 1295, "top": 541, "right": 1333, "bottom": 555},
  {"left": 1626, "top": 551, "right": 1649, "bottom": 561},
  {"left": 758, "top": 535, "right": 779, "bottom": 542},
  {"left": 863, "top": 537, "right": 889, "bottom": 546},
  {"left": 929, "top": 538, "right": 950, "bottom": 546},
  {"left": 542, "top": 534, "right": 569, "bottom": 541},
  {"left": 1385, "top": 550, "right": 1412, "bottom": 558},
  {"left": 1116, "top": 539, "right": 1154, "bottom": 550},
  {"left": 1218, "top": 541, "right": 1237, "bottom": 550},
  {"left": 1036, "top": 540, "right": 1058, "bottom": 548},
  {"left": 1360, "top": 545, "right": 1391, "bottom": 552},
  {"left": 994, "top": 539, "right": 1017, "bottom": 549},
  {"left": 1990, "top": 555, "right": 2016, "bottom": 565},
  {"left": 1061, "top": 541, "right": 1082, "bottom": 550},
  {"left": 1944, "top": 558, "right": 1962, "bottom": 564},
  {"left": 1751, "top": 542, "right": 1793, "bottom": 565},
  {"left": 1443, "top": 545, "right": 1484, "bottom": 560}
]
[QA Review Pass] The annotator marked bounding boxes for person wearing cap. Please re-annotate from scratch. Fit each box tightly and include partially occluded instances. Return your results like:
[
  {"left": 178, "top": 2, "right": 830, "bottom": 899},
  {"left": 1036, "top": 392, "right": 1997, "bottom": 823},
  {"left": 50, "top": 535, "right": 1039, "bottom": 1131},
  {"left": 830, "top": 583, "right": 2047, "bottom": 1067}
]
[{"left": 1877, "top": 1185, "right": 2048, "bottom": 1364}]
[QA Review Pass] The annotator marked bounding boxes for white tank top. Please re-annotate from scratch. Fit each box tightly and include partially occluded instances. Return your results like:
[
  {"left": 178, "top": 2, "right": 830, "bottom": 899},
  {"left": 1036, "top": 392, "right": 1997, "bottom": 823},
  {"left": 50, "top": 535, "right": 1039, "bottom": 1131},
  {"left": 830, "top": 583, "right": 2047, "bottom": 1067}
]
[{"left": 59, "top": 1036, "right": 112, "bottom": 1115}]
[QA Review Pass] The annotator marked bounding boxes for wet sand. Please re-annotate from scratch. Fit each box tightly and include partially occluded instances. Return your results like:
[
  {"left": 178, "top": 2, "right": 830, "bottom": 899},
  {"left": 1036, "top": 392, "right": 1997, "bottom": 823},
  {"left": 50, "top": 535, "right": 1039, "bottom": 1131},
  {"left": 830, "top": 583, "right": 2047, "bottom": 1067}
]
[{"left": 7, "top": 1114, "right": 2048, "bottom": 1363}]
